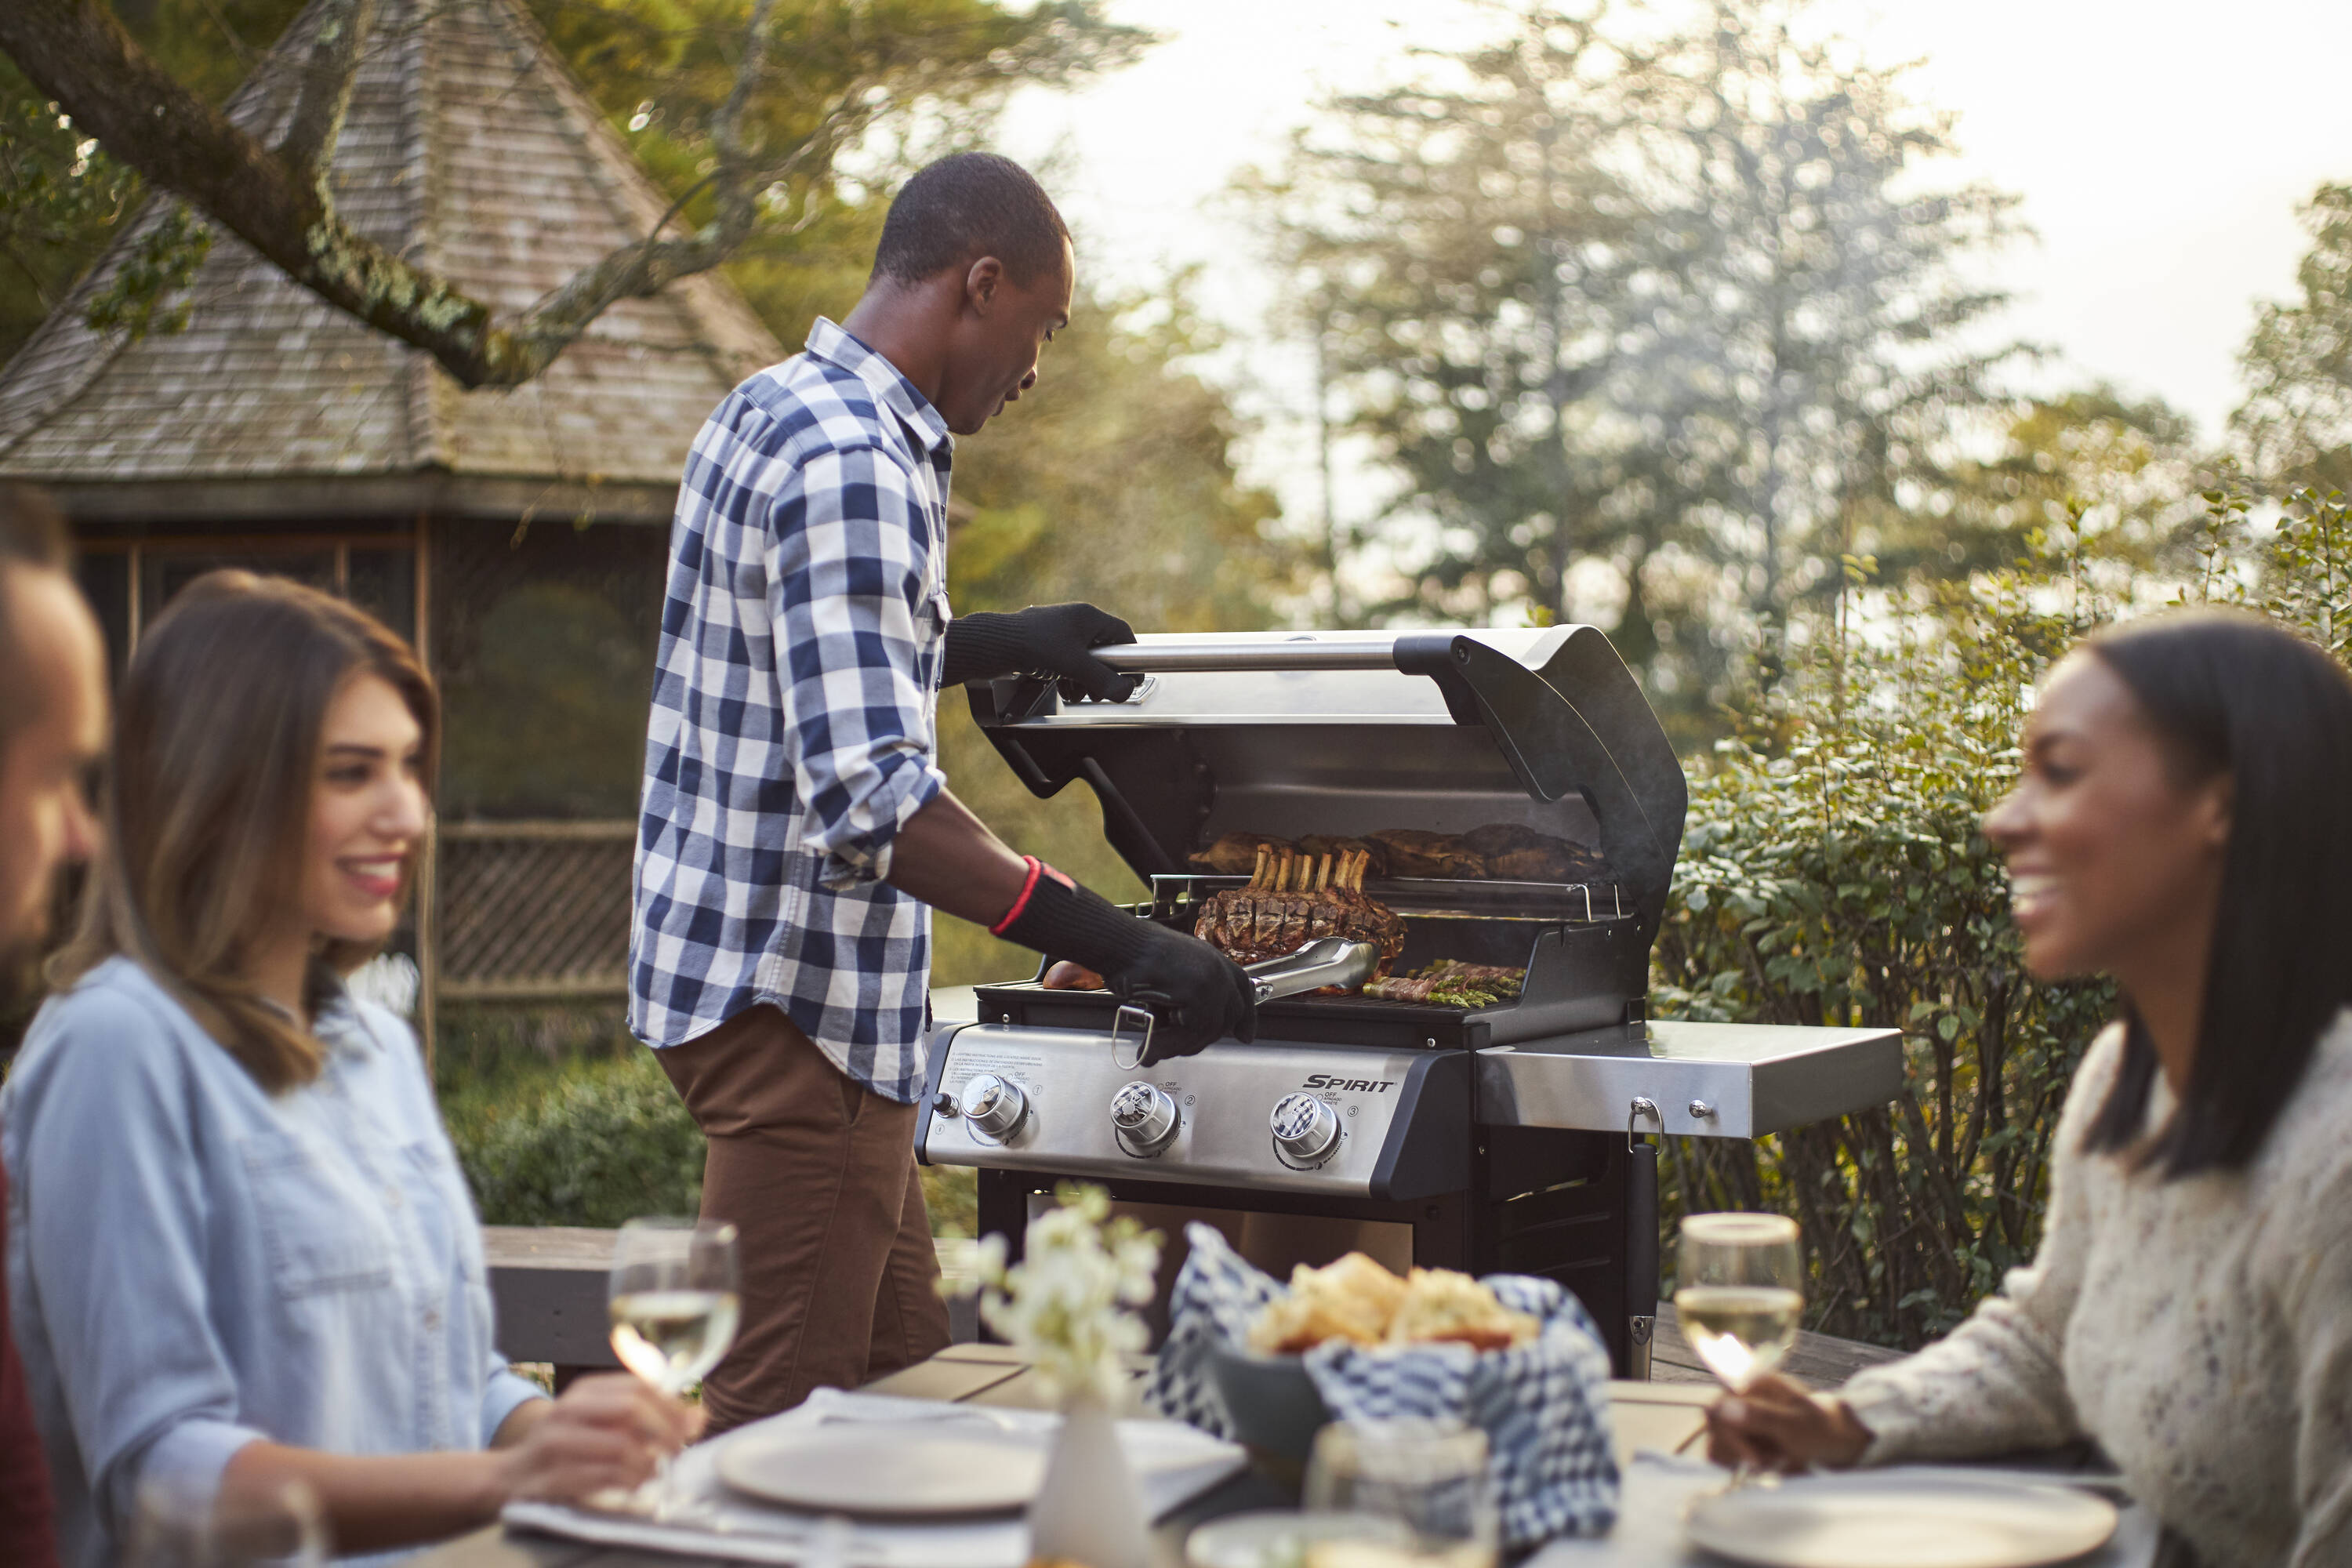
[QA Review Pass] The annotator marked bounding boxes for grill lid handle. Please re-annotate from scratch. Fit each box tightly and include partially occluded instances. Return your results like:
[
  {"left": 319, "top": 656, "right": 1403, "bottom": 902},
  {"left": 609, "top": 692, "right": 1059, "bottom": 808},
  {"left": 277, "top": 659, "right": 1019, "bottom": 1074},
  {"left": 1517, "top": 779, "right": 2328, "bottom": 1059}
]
[
  {"left": 1243, "top": 938, "right": 1380, "bottom": 1003},
  {"left": 1090, "top": 638, "right": 1402, "bottom": 672}
]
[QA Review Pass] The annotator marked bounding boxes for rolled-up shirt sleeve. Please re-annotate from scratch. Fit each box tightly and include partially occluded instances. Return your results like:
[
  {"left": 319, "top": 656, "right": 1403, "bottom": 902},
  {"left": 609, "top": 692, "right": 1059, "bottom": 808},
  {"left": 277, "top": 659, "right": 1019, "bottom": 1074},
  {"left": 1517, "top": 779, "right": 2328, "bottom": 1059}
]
[
  {"left": 766, "top": 441, "right": 948, "bottom": 888},
  {"left": 477, "top": 1353, "right": 546, "bottom": 1449},
  {"left": 18, "top": 992, "right": 268, "bottom": 1534}
]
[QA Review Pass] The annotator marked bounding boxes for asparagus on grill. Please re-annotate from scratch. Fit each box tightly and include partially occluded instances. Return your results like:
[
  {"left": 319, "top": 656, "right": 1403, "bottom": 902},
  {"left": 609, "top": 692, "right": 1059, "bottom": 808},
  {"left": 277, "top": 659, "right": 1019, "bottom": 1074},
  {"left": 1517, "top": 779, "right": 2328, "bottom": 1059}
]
[
  {"left": 1193, "top": 844, "right": 1408, "bottom": 975},
  {"left": 1363, "top": 959, "right": 1526, "bottom": 1008}
]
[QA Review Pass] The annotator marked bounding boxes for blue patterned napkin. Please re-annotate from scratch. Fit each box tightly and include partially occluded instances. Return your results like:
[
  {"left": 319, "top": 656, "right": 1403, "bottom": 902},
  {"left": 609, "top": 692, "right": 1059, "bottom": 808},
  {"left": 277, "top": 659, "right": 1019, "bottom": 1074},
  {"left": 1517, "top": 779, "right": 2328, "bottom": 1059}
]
[{"left": 1148, "top": 1224, "right": 1620, "bottom": 1544}]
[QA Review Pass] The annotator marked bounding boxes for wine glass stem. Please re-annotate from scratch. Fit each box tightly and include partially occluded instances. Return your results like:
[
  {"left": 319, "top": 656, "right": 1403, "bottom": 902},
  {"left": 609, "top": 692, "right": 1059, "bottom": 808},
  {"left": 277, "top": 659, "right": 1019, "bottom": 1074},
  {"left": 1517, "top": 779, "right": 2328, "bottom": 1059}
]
[
  {"left": 649, "top": 1450, "right": 682, "bottom": 1519},
  {"left": 645, "top": 1375, "right": 694, "bottom": 1520}
]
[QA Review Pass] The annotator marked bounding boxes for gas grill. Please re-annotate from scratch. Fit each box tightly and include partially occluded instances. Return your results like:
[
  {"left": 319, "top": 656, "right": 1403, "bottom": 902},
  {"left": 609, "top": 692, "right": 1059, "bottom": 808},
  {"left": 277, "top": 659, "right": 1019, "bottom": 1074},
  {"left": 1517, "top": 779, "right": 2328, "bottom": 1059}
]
[{"left": 916, "top": 627, "right": 1901, "bottom": 1374}]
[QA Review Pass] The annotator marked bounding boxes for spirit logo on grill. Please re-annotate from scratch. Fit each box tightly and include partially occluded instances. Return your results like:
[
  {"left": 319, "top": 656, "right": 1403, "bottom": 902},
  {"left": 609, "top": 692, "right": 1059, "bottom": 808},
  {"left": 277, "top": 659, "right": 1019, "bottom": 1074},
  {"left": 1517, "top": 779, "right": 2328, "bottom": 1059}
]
[{"left": 1301, "top": 1074, "right": 1397, "bottom": 1093}]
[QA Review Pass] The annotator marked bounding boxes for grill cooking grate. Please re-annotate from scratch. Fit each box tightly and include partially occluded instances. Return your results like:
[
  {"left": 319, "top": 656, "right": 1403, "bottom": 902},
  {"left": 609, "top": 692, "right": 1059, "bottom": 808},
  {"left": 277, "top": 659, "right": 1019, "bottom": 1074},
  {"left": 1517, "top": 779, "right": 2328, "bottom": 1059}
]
[
  {"left": 971, "top": 873, "right": 1646, "bottom": 1051},
  {"left": 1146, "top": 874, "right": 1628, "bottom": 926}
]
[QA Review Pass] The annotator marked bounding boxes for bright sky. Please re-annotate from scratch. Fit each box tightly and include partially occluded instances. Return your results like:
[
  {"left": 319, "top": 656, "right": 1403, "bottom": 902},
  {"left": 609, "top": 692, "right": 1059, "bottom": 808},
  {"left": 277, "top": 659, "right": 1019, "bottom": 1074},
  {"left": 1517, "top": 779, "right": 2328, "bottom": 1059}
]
[{"left": 997, "top": 0, "right": 2352, "bottom": 525}]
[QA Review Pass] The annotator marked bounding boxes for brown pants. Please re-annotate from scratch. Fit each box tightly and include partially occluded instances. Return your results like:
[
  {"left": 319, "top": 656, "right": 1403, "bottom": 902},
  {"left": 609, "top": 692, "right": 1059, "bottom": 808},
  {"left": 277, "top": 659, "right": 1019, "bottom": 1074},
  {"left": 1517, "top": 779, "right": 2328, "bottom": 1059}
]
[{"left": 657, "top": 1004, "right": 950, "bottom": 1433}]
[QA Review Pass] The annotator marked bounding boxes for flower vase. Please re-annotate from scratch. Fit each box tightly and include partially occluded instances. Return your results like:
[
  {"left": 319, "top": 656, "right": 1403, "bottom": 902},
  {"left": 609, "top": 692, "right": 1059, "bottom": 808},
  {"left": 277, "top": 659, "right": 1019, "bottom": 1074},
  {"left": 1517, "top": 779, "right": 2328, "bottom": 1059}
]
[{"left": 1026, "top": 1391, "right": 1149, "bottom": 1568}]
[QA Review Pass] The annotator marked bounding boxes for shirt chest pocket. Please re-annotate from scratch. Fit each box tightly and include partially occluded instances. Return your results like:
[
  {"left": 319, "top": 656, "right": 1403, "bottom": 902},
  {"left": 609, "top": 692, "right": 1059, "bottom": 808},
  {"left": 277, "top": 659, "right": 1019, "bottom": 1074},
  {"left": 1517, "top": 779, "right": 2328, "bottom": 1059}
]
[
  {"left": 238, "top": 1129, "right": 401, "bottom": 1300},
  {"left": 400, "top": 1136, "right": 484, "bottom": 1286}
]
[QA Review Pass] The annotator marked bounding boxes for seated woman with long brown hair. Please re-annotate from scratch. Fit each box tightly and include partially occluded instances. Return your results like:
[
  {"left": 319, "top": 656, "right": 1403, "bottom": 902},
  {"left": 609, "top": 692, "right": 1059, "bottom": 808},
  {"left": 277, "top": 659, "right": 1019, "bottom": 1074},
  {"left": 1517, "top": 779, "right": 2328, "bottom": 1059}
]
[
  {"left": 1706, "top": 610, "right": 2352, "bottom": 1567},
  {"left": 1, "top": 573, "right": 691, "bottom": 1565}
]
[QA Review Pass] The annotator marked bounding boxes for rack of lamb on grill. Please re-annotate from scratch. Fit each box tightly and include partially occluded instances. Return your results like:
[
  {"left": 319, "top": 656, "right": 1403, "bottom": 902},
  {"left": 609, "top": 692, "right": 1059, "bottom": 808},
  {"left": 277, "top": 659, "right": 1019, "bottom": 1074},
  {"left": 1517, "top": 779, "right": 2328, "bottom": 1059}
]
[
  {"left": 1193, "top": 844, "right": 1408, "bottom": 975},
  {"left": 1189, "top": 826, "right": 1607, "bottom": 884}
]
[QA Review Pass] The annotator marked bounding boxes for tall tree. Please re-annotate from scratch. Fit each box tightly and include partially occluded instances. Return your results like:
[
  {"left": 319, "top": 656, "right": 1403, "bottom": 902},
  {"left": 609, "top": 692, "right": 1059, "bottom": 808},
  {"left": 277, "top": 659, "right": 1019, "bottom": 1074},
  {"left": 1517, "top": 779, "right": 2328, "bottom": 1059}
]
[
  {"left": 2234, "top": 182, "right": 2352, "bottom": 495},
  {"left": 1639, "top": 0, "right": 2025, "bottom": 675},
  {"left": 1250, "top": 0, "right": 2027, "bottom": 713},
  {"left": 0, "top": 0, "right": 1144, "bottom": 386},
  {"left": 1244, "top": 8, "right": 1653, "bottom": 630}
]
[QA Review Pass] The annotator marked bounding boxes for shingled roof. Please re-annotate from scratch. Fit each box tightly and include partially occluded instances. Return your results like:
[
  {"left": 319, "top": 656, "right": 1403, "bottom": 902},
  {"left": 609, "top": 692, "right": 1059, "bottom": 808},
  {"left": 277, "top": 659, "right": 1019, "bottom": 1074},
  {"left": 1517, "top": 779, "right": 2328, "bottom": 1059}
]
[{"left": 0, "top": 0, "right": 782, "bottom": 521}]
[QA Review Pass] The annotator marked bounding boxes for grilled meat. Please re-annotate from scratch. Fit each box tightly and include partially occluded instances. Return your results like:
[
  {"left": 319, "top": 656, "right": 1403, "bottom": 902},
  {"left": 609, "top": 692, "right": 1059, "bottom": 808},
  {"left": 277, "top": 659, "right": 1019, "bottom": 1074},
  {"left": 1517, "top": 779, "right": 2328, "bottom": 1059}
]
[
  {"left": 1459, "top": 824, "right": 1609, "bottom": 883},
  {"left": 1191, "top": 826, "right": 1606, "bottom": 886},
  {"left": 1298, "top": 834, "right": 1389, "bottom": 878},
  {"left": 1189, "top": 831, "right": 1293, "bottom": 877},
  {"left": 1366, "top": 829, "right": 1488, "bottom": 880},
  {"left": 1194, "top": 844, "right": 1408, "bottom": 975}
]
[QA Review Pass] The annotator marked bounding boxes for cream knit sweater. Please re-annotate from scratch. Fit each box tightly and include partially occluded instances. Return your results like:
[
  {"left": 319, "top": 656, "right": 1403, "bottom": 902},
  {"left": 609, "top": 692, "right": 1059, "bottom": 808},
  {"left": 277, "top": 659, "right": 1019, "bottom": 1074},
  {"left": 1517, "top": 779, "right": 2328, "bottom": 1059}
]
[{"left": 1839, "top": 1011, "right": 2352, "bottom": 1568}]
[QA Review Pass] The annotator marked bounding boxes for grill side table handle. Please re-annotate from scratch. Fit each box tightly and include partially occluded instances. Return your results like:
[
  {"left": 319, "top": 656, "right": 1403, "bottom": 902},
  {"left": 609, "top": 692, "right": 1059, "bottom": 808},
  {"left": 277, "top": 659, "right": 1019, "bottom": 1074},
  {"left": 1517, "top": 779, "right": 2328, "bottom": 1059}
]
[{"left": 1627, "top": 1097, "right": 1661, "bottom": 1381}]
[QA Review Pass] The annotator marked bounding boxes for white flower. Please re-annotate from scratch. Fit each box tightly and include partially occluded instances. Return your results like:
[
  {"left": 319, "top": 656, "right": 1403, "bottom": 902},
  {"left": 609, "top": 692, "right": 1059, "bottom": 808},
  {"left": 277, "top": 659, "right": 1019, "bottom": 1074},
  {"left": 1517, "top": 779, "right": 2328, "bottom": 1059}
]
[{"left": 967, "top": 1184, "right": 1161, "bottom": 1404}]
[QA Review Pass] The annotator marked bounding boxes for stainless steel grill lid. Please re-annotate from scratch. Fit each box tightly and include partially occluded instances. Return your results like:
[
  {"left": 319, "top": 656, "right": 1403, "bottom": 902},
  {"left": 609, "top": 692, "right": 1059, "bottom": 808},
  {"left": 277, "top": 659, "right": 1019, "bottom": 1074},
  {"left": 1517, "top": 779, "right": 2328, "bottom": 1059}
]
[{"left": 964, "top": 626, "right": 1688, "bottom": 945}]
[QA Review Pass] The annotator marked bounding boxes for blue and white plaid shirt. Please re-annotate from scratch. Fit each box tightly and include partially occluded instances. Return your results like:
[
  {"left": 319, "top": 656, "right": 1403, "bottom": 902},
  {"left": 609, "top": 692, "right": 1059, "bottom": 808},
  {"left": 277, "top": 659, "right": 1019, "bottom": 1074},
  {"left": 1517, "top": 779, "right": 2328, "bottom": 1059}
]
[{"left": 630, "top": 318, "right": 953, "bottom": 1103}]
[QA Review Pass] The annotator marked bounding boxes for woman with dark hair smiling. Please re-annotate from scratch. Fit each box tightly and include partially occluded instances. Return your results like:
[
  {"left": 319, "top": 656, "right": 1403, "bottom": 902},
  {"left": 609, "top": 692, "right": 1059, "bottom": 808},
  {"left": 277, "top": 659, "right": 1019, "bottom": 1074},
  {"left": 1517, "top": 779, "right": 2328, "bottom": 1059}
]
[
  {"left": 1706, "top": 609, "right": 2352, "bottom": 1566},
  {"left": 1, "top": 573, "right": 691, "bottom": 1566}
]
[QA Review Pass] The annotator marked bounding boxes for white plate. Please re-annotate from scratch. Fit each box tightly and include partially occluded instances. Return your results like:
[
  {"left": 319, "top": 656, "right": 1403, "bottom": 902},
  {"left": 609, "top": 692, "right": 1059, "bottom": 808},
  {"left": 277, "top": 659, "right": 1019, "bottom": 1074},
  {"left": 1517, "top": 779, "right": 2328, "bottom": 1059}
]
[
  {"left": 1683, "top": 1473, "right": 2118, "bottom": 1568},
  {"left": 1185, "top": 1509, "right": 1415, "bottom": 1568},
  {"left": 715, "top": 1425, "right": 1047, "bottom": 1518}
]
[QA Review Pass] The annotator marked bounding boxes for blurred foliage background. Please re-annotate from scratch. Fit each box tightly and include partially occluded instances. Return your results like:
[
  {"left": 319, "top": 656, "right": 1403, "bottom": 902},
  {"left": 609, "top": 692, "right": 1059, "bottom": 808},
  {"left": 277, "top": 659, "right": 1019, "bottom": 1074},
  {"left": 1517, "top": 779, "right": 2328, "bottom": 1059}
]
[
  {"left": 1655, "top": 481, "right": 2347, "bottom": 1346},
  {"left": 5, "top": 0, "right": 2350, "bottom": 1341}
]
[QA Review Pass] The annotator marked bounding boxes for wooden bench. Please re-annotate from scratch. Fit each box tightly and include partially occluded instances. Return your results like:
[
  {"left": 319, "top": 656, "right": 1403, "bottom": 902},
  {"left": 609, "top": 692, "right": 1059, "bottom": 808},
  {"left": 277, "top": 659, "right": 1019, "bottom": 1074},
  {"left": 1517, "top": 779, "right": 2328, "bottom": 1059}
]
[
  {"left": 484, "top": 1226, "right": 1900, "bottom": 1392},
  {"left": 481, "top": 1227, "right": 982, "bottom": 1387},
  {"left": 1648, "top": 1301, "right": 1904, "bottom": 1388}
]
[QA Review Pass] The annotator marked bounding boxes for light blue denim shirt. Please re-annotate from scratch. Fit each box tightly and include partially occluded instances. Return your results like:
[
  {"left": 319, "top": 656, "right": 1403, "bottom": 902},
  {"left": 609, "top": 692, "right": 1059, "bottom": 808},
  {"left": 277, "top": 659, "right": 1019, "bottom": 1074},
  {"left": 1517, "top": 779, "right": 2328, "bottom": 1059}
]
[{"left": 1, "top": 956, "right": 546, "bottom": 1566}]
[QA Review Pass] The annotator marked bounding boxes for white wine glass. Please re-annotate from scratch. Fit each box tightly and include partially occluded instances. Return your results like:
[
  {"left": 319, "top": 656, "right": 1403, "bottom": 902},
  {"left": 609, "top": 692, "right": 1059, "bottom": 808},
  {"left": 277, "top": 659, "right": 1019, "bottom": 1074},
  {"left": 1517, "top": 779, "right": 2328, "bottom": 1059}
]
[
  {"left": 608, "top": 1216, "right": 741, "bottom": 1516},
  {"left": 1675, "top": 1212, "right": 1802, "bottom": 1486},
  {"left": 1673, "top": 1212, "right": 1803, "bottom": 1392},
  {"left": 1301, "top": 1418, "right": 1499, "bottom": 1568}
]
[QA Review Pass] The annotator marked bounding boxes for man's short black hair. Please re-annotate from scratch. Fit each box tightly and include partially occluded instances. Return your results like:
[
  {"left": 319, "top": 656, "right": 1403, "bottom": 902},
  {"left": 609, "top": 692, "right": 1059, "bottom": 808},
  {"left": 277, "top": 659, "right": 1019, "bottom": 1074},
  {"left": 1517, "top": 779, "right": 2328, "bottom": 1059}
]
[{"left": 871, "top": 153, "right": 1070, "bottom": 289}]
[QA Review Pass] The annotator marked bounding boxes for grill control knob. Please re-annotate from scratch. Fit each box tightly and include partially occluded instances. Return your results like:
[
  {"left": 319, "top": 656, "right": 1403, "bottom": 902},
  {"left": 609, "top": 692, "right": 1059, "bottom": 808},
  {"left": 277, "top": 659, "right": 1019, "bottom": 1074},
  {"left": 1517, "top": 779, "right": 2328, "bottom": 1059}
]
[
  {"left": 1270, "top": 1093, "right": 1341, "bottom": 1167},
  {"left": 959, "top": 1073, "right": 1028, "bottom": 1142},
  {"left": 1110, "top": 1080, "right": 1180, "bottom": 1156}
]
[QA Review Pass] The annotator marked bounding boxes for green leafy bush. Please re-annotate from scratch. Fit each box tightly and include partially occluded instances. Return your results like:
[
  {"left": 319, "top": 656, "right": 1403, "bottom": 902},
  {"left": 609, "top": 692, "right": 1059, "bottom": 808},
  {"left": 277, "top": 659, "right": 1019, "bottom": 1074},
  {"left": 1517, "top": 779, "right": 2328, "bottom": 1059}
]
[
  {"left": 1657, "top": 487, "right": 2350, "bottom": 1349},
  {"left": 445, "top": 1048, "right": 705, "bottom": 1229},
  {"left": 1653, "top": 581, "right": 2113, "bottom": 1347}
]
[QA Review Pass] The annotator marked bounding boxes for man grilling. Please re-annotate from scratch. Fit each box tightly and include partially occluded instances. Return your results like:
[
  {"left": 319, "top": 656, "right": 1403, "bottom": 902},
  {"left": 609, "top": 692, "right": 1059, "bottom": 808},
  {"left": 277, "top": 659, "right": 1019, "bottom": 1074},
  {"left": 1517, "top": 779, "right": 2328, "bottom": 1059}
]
[{"left": 630, "top": 152, "right": 1257, "bottom": 1432}]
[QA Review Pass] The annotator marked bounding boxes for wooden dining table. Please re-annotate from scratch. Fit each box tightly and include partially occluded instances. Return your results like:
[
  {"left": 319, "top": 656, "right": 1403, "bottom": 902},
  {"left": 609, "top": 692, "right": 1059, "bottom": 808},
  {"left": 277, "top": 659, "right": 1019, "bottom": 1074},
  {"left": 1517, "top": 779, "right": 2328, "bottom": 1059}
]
[{"left": 412, "top": 1346, "right": 2159, "bottom": 1568}]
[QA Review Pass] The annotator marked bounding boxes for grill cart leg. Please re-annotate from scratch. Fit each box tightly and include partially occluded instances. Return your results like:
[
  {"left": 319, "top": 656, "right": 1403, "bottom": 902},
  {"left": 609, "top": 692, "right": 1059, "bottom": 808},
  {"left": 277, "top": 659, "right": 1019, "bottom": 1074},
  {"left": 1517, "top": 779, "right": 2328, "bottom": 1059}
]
[{"left": 1626, "top": 1133, "right": 1659, "bottom": 1381}]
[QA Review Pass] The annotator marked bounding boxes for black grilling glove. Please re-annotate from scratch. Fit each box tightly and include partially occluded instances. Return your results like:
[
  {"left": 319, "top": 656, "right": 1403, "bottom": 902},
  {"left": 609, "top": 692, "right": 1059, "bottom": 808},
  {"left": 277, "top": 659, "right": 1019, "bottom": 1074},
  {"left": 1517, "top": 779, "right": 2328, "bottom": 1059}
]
[
  {"left": 941, "top": 603, "right": 1141, "bottom": 702},
  {"left": 993, "top": 859, "right": 1255, "bottom": 1063}
]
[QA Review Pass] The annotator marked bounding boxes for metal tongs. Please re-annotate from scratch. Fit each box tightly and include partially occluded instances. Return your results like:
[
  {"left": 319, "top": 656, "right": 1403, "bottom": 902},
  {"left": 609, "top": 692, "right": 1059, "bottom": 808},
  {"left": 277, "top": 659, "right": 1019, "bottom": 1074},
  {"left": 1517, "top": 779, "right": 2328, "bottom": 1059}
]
[
  {"left": 1111, "top": 938, "right": 1379, "bottom": 1069},
  {"left": 1242, "top": 937, "right": 1381, "bottom": 1002}
]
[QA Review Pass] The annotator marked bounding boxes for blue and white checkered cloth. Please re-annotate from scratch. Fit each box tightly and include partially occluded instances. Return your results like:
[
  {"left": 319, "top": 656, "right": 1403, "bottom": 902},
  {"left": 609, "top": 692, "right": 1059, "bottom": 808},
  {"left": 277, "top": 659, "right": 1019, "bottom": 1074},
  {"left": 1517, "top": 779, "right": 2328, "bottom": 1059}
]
[
  {"left": 630, "top": 318, "right": 954, "bottom": 1103},
  {"left": 1149, "top": 1225, "right": 1620, "bottom": 1544}
]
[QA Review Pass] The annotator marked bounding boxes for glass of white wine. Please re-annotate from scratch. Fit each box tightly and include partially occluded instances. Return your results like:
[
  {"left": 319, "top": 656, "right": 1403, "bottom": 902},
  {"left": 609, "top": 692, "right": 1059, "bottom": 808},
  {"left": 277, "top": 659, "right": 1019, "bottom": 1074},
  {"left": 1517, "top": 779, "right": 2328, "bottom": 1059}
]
[
  {"left": 1674, "top": 1212, "right": 1803, "bottom": 1395},
  {"left": 608, "top": 1215, "right": 742, "bottom": 1516}
]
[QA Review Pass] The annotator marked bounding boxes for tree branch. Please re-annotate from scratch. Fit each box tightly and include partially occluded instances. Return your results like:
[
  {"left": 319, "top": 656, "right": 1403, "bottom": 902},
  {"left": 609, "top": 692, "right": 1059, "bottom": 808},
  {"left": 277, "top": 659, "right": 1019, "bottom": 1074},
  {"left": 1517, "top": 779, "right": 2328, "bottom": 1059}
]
[
  {"left": 491, "top": 0, "right": 797, "bottom": 370},
  {"left": 276, "top": 0, "right": 379, "bottom": 178},
  {"left": 0, "top": 0, "right": 1079, "bottom": 389},
  {"left": 0, "top": 0, "right": 531, "bottom": 382},
  {"left": 0, "top": 0, "right": 773, "bottom": 388}
]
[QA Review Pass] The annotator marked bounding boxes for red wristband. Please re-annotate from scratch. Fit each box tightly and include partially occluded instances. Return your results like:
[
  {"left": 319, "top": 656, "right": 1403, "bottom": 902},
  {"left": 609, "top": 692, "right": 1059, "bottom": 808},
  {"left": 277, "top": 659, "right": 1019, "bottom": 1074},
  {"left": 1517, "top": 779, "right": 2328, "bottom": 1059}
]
[{"left": 989, "top": 857, "right": 1047, "bottom": 935}]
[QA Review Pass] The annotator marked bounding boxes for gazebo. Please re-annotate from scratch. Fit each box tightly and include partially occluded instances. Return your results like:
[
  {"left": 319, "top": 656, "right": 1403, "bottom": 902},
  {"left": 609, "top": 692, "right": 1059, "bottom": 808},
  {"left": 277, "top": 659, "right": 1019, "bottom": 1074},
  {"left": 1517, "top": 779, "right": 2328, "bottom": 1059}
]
[{"left": 0, "top": 0, "right": 782, "bottom": 1050}]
